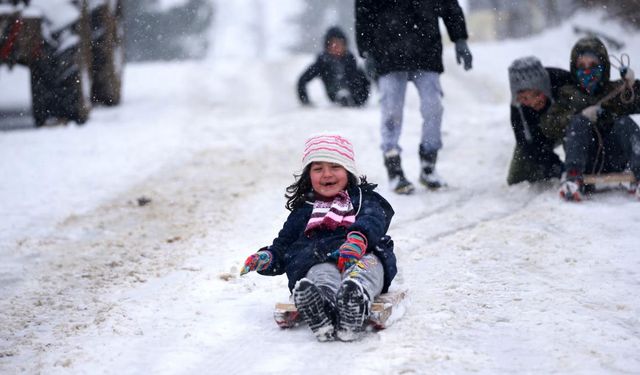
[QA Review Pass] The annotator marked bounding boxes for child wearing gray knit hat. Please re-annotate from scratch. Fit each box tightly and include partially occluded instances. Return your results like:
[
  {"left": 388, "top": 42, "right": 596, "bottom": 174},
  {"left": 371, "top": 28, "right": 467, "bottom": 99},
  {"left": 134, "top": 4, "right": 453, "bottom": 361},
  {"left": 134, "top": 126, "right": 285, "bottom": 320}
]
[
  {"left": 508, "top": 56, "right": 552, "bottom": 106},
  {"left": 505, "top": 56, "right": 573, "bottom": 186}
]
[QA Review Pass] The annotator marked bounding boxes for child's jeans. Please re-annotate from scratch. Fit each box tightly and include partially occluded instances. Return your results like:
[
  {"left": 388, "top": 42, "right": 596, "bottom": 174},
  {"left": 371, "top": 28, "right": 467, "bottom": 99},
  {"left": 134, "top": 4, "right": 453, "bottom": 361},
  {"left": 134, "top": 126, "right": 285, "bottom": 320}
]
[{"left": 304, "top": 254, "right": 384, "bottom": 300}]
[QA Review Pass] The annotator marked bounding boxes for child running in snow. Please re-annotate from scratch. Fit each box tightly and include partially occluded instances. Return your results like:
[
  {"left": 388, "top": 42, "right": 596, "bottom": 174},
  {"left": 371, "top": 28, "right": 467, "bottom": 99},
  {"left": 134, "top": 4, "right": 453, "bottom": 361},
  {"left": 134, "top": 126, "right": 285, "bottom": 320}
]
[{"left": 240, "top": 134, "right": 397, "bottom": 342}]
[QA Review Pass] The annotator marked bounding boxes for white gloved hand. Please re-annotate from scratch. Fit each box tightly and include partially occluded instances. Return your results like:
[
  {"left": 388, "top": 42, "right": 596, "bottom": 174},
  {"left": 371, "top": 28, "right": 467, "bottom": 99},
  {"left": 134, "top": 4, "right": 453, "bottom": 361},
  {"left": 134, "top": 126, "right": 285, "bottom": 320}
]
[
  {"left": 621, "top": 66, "right": 635, "bottom": 86},
  {"left": 581, "top": 104, "right": 602, "bottom": 122}
]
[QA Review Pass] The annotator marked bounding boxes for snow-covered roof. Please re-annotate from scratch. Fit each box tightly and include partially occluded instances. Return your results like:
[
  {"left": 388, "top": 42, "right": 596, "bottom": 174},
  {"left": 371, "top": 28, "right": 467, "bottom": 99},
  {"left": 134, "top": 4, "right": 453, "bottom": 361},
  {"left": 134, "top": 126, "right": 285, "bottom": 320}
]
[
  {"left": 156, "top": 0, "right": 190, "bottom": 12},
  {"left": 25, "top": 0, "right": 79, "bottom": 32}
]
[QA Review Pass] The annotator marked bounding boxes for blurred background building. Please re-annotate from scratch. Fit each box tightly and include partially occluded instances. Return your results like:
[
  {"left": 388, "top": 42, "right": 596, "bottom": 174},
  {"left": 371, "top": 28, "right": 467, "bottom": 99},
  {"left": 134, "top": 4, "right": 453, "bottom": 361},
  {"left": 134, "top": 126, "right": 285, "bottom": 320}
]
[
  {"left": 121, "top": 0, "right": 639, "bottom": 62},
  {"left": 123, "top": 0, "right": 214, "bottom": 61},
  {"left": 467, "top": 0, "right": 638, "bottom": 41}
]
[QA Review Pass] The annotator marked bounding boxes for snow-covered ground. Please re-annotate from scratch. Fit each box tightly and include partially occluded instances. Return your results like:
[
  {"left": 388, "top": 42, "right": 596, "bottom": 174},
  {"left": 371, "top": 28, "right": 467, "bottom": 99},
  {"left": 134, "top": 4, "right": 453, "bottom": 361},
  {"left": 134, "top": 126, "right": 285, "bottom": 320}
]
[{"left": 1, "top": 6, "right": 640, "bottom": 374}]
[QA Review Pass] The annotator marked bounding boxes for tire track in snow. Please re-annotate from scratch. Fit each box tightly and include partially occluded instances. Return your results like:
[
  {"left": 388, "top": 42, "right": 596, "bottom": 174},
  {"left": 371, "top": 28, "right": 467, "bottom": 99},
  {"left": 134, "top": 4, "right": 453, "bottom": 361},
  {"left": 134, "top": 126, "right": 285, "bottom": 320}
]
[
  {"left": 370, "top": 185, "right": 552, "bottom": 373},
  {"left": 0, "top": 146, "right": 282, "bottom": 370},
  {"left": 404, "top": 187, "right": 545, "bottom": 245}
]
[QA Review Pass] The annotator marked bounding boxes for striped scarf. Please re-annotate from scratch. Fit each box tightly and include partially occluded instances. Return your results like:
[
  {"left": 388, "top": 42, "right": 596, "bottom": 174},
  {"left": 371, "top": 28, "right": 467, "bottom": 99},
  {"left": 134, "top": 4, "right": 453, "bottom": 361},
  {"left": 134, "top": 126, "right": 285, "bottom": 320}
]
[{"left": 304, "top": 191, "right": 355, "bottom": 235}]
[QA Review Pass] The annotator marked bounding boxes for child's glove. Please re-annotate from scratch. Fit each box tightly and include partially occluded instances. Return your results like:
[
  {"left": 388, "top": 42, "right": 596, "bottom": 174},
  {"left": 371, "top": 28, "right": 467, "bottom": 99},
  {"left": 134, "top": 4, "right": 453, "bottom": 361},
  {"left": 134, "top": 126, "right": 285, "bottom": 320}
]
[
  {"left": 240, "top": 250, "right": 272, "bottom": 276},
  {"left": 336, "top": 231, "right": 368, "bottom": 272},
  {"left": 581, "top": 104, "right": 603, "bottom": 122},
  {"left": 620, "top": 66, "right": 635, "bottom": 86},
  {"left": 299, "top": 94, "right": 311, "bottom": 106}
]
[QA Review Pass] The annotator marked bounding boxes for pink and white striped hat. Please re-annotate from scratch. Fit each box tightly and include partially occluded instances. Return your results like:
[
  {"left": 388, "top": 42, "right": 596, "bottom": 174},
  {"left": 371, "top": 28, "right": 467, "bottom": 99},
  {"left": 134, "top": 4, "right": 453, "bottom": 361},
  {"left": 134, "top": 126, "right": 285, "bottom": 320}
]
[{"left": 302, "top": 133, "right": 359, "bottom": 177}]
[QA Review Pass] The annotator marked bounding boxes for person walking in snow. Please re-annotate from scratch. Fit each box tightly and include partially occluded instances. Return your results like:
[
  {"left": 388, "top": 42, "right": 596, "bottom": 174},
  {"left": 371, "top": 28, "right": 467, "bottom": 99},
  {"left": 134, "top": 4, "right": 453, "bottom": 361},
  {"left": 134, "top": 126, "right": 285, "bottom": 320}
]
[
  {"left": 355, "top": 0, "right": 473, "bottom": 194},
  {"left": 506, "top": 57, "right": 573, "bottom": 185},
  {"left": 540, "top": 37, "right": 640, "bottom": 201},
  {"left": 297, "top": 27, "right": 370, "bottom": 107},
  {"left": 240, "top": 134, "right": 397, "bottom": 342}
]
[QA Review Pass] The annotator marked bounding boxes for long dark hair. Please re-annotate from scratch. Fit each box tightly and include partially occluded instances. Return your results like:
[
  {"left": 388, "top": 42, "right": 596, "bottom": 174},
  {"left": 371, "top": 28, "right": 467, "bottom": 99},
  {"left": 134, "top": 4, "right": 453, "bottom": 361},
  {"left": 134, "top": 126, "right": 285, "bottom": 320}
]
[{"left": 285, "top": 165, "right": 369, "bottom": 211}]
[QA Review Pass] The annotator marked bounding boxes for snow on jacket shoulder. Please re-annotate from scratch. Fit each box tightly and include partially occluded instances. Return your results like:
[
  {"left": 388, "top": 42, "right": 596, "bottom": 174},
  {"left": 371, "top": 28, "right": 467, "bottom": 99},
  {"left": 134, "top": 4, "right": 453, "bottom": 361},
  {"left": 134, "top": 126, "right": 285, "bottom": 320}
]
[{"left": 258, "top": 184, "right": 397, "bottom": 293}]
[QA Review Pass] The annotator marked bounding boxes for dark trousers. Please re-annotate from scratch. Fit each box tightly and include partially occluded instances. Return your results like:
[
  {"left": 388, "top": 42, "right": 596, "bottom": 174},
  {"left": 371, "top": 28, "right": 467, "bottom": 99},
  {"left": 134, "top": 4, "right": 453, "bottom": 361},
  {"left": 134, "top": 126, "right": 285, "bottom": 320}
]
[
  {"left": 328, "top": 70, "right": 370, "bottom": 107},
  {"left": 348, "top": 70, "right": 370, "bottom": 107},
  {"left": 564, "top": 115, "right": 640, "bottom": 179},
  {"left": 507, "top": 144, "right": 563, "bottom": 185}
]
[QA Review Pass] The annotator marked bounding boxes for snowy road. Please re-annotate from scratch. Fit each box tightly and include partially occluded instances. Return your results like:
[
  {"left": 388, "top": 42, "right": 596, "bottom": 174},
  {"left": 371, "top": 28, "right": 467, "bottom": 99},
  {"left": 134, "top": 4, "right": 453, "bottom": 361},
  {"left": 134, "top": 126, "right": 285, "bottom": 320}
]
[{"left": 2, "top": 15, "right": 640, "bottom": 374}]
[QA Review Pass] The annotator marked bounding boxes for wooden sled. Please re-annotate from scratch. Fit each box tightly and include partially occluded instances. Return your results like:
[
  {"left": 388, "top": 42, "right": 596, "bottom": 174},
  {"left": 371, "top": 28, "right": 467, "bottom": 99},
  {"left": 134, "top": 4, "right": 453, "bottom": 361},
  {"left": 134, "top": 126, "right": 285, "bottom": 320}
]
[
  {"left": 583, "top": 171, "right": 636, "bottom": 192},
  {"left": 274, "top": 290, "right": 407, "bottom": 330}
]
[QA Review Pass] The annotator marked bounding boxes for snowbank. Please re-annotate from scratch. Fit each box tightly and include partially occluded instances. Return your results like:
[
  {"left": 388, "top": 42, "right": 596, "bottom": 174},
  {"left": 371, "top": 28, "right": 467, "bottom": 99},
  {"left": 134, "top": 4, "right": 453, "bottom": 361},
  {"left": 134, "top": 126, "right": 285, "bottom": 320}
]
[{"left": 1, "top": 9, "right": 639, "bottom": 375}]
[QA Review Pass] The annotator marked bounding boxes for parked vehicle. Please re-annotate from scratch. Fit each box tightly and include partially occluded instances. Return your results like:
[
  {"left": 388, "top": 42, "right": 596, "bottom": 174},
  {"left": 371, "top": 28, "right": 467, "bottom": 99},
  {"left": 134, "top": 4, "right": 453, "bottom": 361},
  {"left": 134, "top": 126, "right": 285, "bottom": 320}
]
[
  {"left": 0, "top": 0, "right": 124, "bottom": 126},
  {"left": 123, "top": 0, "right": 213, "bottom": 62}
]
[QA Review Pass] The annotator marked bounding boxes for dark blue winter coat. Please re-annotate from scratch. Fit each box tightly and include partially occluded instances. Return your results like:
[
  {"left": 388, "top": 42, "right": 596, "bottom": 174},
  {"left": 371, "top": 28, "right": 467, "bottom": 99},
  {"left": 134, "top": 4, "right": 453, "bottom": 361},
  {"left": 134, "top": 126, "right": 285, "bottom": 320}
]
[
  {"left": 258, "top": 184, "right": 397, "bottom": 294},
  {"left": 355, "top": 0, "right": 469, "bottom": 75}
]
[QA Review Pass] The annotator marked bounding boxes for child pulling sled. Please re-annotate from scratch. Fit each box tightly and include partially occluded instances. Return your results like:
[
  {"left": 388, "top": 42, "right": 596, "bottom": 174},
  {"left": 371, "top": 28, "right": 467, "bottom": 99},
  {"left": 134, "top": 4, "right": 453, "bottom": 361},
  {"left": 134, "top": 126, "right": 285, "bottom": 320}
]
[{"left": 240, "top": 134, "right": 398, "bottom": 342}]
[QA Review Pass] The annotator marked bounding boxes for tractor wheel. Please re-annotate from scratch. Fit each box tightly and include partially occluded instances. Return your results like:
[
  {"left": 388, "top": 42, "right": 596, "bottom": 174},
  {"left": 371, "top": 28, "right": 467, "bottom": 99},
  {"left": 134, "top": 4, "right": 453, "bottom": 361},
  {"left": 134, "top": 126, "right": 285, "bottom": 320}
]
[
  {"left": 54, "top": 42, "right": 92, "bottom": 125},
  {"left": 90, "top": 1, "right": 124, "bottom": 105},
  {"left": 29, "top": 3, "right": 92, "bottom": 126},
  {"left": 30, "top": 59, "right": 54, "bottom": 127}
]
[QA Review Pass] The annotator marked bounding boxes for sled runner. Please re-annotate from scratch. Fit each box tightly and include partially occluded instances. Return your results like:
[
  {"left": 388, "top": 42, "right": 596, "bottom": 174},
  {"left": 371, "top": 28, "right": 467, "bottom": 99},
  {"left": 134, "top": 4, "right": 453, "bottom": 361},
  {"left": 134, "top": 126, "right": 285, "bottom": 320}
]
[
  {"left": 583, "top": 171, "right": 636, "bottom": 192},
  {"left": 274, "top": 290, "right": 407, "bottom": 330}
]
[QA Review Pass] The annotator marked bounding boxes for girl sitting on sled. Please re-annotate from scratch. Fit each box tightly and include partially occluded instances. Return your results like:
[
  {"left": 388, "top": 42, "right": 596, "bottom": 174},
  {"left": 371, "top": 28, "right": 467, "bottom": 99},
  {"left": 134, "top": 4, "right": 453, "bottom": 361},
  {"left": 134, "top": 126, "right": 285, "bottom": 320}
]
[{"left": 240, "top": 133, "right": 397, "bottom": 342}]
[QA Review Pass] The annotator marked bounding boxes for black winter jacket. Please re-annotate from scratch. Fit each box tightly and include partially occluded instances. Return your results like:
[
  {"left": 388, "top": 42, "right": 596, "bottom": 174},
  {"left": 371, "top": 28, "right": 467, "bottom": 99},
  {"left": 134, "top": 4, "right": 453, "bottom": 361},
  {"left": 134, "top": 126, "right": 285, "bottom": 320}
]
[
  {"left": 510, "top": 68, "right": 574, "bottom": 160},
  {"left": 355, "top": 0, "right": 468, "bottom": 75},
  {"left": 258, "top": 184, "right": 397, "bottom": 294},
  {"left": 297, "top": 52, "right": 366, "bottom": 104}
]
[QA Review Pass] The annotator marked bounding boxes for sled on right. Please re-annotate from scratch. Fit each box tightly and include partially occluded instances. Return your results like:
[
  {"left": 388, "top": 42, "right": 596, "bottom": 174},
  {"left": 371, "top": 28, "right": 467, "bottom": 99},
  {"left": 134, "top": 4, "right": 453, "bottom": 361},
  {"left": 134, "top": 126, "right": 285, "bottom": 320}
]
[{"left": 583, "top": 171, "right": 636, "bottom": 194}]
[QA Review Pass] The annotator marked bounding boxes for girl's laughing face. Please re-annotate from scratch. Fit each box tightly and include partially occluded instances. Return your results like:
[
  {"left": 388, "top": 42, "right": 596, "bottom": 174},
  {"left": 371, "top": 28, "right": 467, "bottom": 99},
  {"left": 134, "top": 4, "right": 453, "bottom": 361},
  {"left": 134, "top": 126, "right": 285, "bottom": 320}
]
[{"left": 309, "top": 162, "right": 349, "bottom": 199}]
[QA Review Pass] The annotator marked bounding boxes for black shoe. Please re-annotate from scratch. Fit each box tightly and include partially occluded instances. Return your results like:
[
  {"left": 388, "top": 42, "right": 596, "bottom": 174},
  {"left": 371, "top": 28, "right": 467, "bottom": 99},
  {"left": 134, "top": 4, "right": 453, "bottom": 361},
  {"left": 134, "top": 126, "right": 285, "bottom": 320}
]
[
  {"left": 419, "top": 147, "right": 446, "bottom": 189},
  {"left": 391, "top": 175, "right": 416, "bottom": 194},
  {"left": 336, "top": 279, "right": 370, "bottom": 342},
  {"left": 293, "top": 279, "right": 336, "bottom": 342},
  {"left": 384, "top": 151, "right": 415, "bottom": 194},
  {"left": 419, "top": 170, "right": 446, "bottom": 189}
]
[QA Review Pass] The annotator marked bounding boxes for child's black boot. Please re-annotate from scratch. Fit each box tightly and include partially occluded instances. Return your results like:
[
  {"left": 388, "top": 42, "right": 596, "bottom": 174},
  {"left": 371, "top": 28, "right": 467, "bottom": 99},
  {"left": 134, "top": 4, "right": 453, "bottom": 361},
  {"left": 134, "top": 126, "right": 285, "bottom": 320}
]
[
  {"left": 293, "top": 278, "right": 336, "bottom": 342},
  {"left": 336, "top": 279, "right": 371, "bottom": 342},
  {"left": 384, "top": 150, "right": 415, "bottom": 194},
  {"left": 419, "top": 146, "right": 446, "bottom": 189}
]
